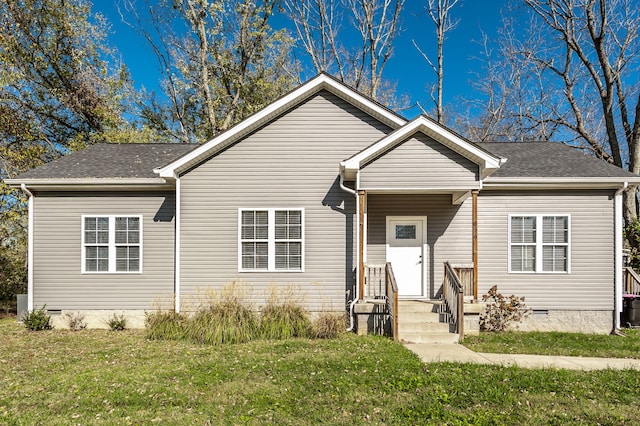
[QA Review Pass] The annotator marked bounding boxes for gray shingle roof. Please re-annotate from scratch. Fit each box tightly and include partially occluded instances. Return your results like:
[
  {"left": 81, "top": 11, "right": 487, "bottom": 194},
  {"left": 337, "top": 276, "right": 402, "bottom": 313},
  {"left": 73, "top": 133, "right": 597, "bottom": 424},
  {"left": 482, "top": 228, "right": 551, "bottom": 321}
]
[
  {"left": 481, "top": 142, "right": 637, "bottom": 179},
  {"left": 11, "top": 140, "right": 637, "bottom": 182},
  {"left": 14, "top": 143, "right": 198, "bottom": 180}
]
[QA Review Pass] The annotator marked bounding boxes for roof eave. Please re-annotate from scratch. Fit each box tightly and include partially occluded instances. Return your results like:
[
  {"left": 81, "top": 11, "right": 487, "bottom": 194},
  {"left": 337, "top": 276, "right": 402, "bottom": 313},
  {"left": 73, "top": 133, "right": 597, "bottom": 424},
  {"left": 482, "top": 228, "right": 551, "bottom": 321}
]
[
  {"left": 483, "top": 177, "right": 640, "bottom": 190},
  {"left": 6, "top": 178, "right": 175, "bottom": 191}
]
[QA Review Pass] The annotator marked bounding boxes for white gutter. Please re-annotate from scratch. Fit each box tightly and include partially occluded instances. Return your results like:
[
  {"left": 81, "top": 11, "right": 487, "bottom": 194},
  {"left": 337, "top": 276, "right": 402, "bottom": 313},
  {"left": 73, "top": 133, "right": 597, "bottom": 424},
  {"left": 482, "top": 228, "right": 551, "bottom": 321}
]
[
  {"left": 614, "top": 182, "right": 628, "bottom": 330},
  {"left": 339, "top": 173, "right": 359, "bottom": 331},
  {"left": 21, "top": 184, "right": 34, "bottom": 312},
  {"left": 174, "top": 177, "right": 181, "bottom": 313}
]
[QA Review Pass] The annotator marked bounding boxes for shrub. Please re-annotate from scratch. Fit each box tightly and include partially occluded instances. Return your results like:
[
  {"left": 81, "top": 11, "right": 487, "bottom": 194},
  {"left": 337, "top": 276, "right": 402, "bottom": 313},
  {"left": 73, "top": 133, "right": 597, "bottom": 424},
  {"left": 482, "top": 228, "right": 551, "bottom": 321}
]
[
  {"left": 480, "top": 285, "right": 529, "bottom": 332},
  {"left": 22, "top": 306, "right": 52, "bottom": 331},
  {"left": 260, "top": 302, "right": 311, "bottom": 340},
  {"left": 64, "top": 311, "right": 86, "bottom": 331},
  {"left": 312, "top": 312, "right": 347, "bottom": 339},
  {"left": 107, "top": 313, "right": 127, "bottom": 331},
  {"left": 145, "top": 310, "right": 187, "bottom": 340}
]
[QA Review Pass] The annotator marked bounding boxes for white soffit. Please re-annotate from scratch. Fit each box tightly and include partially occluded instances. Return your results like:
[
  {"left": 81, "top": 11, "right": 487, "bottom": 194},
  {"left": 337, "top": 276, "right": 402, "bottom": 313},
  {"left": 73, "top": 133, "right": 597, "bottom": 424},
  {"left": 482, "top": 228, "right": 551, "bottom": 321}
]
[{"left": 155, "top": 73, "right": 407, "bottom": 178}]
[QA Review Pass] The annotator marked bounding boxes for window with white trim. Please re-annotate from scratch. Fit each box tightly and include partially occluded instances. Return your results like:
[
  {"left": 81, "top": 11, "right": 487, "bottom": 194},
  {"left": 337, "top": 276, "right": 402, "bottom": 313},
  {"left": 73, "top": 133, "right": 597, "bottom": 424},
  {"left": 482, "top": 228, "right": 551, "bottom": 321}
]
[
  {"left": 509, "top": 215, "right": 569, "bottom": 273},
  {"left": 83, "top": 216, "right": 141, "bottom": 273},
  {"left": 239, "top": 209, "right": 303, "bottom": 272}
]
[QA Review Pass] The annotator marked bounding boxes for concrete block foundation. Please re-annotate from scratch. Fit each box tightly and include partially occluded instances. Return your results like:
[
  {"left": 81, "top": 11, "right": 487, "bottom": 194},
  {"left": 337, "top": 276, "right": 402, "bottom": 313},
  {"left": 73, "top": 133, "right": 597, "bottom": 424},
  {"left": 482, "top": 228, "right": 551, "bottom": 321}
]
[{"left": 48, "top": 310, "right": 147, "bottom": 329}]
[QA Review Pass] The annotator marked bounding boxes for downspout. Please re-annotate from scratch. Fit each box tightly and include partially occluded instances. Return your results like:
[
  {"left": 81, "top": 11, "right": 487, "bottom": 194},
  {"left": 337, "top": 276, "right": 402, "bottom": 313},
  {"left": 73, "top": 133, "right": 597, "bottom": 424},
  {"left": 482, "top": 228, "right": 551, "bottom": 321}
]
[
  {"left": 614, "top": 182, "right": 628, "bottom": 330},
  {"left": 21, "top": 184, "right": 34, "bottom": 312},
  {"left": 175, "top": 177, "right": 181, "bottom": 313},
  {"left": 340, "top": 173, "right": 359, "bottom": 331}
]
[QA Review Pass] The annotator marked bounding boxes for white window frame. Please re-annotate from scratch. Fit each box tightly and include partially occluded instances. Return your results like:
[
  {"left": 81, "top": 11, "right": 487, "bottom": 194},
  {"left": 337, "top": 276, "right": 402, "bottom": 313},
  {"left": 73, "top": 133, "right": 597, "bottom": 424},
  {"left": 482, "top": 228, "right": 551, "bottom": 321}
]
[
  {"left": 238, "top": 208, "right": 305, "bottom": 272},
  {"left": 81, "top": 215, "right": 143, "bottom": 274},
  {"left": 508, "top": 214, "right": 571, "bottom": 274}
]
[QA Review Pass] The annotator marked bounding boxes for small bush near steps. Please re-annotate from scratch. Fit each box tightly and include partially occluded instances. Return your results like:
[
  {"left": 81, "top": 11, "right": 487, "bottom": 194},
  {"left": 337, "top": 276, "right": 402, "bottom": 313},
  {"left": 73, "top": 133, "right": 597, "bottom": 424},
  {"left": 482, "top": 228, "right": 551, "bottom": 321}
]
[
  {"left": 480, "top": 285, "right": 530, "bottom": 332},
  {"left": 22, "top": 306, "right": 52, "bottom": 331}
]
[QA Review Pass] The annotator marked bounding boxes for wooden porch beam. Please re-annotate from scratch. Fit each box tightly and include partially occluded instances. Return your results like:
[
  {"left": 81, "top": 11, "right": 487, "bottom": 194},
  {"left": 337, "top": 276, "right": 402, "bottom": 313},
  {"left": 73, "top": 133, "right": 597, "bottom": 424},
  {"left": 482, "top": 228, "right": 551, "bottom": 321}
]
[
  {"left": 472, "top": 190, "right": 479, "bottom": 301},
  {"left": 358, "top": 190, "right": 366, "bottom": 301}
]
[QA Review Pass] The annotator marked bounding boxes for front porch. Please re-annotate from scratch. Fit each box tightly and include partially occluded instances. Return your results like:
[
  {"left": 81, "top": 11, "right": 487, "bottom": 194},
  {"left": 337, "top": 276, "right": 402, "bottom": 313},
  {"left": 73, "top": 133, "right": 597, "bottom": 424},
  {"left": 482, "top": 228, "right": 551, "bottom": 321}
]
[{"left": 354, "top": 262, "right": 482, "bottom": 342}]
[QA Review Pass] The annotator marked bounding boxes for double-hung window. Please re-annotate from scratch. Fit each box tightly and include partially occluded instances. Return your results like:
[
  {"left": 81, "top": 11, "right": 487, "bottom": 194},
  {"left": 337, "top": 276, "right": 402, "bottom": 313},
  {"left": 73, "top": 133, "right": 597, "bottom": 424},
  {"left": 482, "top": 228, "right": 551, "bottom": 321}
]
[
  {"left": 509, "top": 214, "right": 569, "bottom": 273},
  {"left": 239, "top": 209, "right": 304, "bottom": 272},
  {"left": 83, "top": 215, "right": 142, "bottom": 273}
]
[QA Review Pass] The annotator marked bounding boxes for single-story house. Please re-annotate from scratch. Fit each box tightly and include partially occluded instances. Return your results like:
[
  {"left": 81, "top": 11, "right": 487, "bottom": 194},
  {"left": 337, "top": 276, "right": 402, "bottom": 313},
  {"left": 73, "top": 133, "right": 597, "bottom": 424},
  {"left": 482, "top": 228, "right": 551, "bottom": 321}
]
[{"left": 8, "top": 73, "right": 640, "bottom": 335}]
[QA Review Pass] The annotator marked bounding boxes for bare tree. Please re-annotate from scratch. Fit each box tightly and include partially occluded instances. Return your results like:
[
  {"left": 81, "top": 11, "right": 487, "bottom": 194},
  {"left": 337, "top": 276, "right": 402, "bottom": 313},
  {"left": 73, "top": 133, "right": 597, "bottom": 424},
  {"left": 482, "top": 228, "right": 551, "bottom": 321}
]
[
  {"left": 121, "top": 0, "right": 298, "bottom": 143},
  {"left": 463, "top": 0, "right": 640, "bottom": 220},
  {"left": 413, "top": 0, "right": 461, "bottom": 123},
  {"left": 285, "top": 0, "right": 404, "bottom": 103}
]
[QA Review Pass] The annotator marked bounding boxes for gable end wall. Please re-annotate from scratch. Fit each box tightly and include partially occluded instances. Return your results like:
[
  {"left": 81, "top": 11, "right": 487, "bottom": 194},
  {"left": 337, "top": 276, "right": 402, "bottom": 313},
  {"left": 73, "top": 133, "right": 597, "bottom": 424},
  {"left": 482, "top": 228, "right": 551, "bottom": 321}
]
[
  {"left": 178, "top": 91, "right": 392, "bottom": 312},
  {"left": 359, "top": 133, "right": 479, "bottom": 190}
]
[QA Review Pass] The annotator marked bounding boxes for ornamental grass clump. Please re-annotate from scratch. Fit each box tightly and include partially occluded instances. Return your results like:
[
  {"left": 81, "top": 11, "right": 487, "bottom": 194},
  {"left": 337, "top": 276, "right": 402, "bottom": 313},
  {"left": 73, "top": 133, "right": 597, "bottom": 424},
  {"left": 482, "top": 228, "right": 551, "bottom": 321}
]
[
  {"left": 480, "top": 285, "right": 530, "bottom": 332},
  {"left": 186, "top": 282, "right": 259, "bottom": 345},
  {"left": 145, "top": 310, "right": 188, "bottom": 341},
  {"left": 259, "top": 286, "right": 311, "bottom": 340},
  {"left": 312, "top": 312, "right": 347, "bottom": 339}
]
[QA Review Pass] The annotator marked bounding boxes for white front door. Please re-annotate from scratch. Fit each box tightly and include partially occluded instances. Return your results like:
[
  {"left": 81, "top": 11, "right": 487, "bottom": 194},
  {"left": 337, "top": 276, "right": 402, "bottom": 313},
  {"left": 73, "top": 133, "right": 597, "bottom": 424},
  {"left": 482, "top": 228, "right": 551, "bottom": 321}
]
[{"left": 386, "top": 217, "right": 426, "bottom": 297}]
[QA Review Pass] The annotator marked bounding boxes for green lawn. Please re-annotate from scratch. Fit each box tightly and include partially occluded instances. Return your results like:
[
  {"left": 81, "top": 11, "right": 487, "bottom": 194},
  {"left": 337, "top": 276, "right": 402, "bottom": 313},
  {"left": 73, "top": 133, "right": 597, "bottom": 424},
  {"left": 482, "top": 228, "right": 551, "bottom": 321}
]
[
  {"left": 463, "top": 329, "right": 640, "bottom": 359},
  {"left": 2, "top": 318, "right": 640, "bottom": 424}
]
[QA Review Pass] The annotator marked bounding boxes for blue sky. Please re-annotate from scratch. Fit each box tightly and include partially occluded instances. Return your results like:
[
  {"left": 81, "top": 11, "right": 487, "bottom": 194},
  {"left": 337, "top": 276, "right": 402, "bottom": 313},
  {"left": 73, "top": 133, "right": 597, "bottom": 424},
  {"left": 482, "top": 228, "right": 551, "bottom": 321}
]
[{"left": 96, "top": 1, "right": 512, "bottom": 118}]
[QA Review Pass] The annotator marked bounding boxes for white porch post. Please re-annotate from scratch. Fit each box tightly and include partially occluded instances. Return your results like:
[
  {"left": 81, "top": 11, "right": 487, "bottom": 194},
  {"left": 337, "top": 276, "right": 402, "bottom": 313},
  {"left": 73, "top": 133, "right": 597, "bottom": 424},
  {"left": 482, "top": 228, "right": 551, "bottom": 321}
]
[{"left": 358, "top": 190, "right": 366, "bottom": 301}]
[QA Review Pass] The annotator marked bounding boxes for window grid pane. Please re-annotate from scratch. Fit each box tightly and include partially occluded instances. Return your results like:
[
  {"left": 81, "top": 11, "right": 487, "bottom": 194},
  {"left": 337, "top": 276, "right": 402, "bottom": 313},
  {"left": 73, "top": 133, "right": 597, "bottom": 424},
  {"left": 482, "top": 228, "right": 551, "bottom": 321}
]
[
  {"left": 511, "top": 215, "right": 568, "bottom": 273},
  {"left": 240, "top": 209, "right": 303, "bottom": 271},
  {"left": 84, "top": 216, "right": 141, "bottom": 273},
  {"left": 85, "top": 245, "right": 109, "bottom": 272}
]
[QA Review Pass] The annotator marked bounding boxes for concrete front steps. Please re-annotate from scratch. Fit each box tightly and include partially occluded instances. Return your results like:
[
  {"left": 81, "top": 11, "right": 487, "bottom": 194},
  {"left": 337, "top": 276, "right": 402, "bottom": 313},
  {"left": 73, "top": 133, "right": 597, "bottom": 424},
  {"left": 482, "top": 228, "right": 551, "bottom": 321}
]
[{"left": 397, "top": 300, "right": 459, "bottom": 344}]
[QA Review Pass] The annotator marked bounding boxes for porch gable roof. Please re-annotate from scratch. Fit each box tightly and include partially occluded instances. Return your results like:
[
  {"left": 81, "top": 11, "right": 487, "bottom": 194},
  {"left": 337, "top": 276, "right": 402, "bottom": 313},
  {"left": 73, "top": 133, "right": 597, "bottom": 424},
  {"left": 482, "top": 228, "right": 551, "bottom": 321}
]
[{"left": 340, "top": 115, "right": 504, "bottom": 181}]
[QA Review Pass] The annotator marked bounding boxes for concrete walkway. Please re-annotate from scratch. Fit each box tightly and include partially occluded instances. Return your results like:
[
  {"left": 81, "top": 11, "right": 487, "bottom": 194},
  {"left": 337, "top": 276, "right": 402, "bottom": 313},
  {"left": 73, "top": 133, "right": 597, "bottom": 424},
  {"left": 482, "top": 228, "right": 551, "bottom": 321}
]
[{"left": 404, "top": 343, "right": 640, "bottom": 371}]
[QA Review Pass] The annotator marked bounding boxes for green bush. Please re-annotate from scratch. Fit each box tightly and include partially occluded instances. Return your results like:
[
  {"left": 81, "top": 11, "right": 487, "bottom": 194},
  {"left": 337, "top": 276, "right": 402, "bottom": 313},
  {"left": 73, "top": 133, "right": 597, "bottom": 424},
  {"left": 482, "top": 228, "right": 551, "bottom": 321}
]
[
  {"left": 260, "top": 301, "right": 311, "bottom": 340},
  {"left": 22, "top": 306, "right": 52, "bottom": 331},
  {"left": 312, "top": 312, "right": 347, "bottom": 339},
  {"left": 479, "top": 285, "right": 529, "bottom": 332},
  {"left": 107, "top": 313, "right": 127, "bottom": 331}
]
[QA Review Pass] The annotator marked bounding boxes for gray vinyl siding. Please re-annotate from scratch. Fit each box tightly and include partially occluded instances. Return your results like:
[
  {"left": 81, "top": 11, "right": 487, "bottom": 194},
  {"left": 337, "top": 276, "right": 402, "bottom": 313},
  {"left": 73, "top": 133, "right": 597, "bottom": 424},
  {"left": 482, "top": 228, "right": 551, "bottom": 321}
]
[
  {"left": 366, "top": 194, "right": 472, "bottom": 298},
  {"left": 359, "top": 133, "right": 479, "bottom": 190},
  {"left": 477, "top": 190, "right": 614, "bottom": 310},
  {"left": 32, "top": 192, "right": 176, "bottom": 310},
  {"left": 179, "top": 91, "right": 391, "bottom": 311}
]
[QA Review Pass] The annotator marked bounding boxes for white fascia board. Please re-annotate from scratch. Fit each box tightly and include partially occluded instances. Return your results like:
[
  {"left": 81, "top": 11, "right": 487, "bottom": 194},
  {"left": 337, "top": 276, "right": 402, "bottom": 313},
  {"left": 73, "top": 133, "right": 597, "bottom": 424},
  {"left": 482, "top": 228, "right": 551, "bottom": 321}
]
[
  {"left": 483, "top": 177, "right": 640, "bottom": 190},
  {"left": 5, "top": 178, "right": 174, "bottom": 191},
  {"left": 156, "top": 74, "right": 407, "bottom": 178},
  {"left": 341, "top": 116, "right": 502, "bottom": 174}
]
